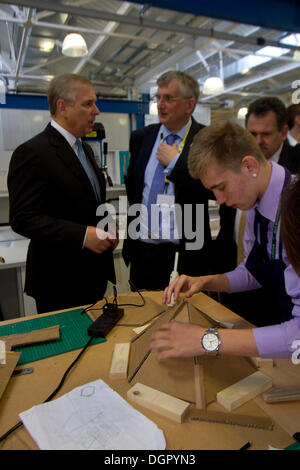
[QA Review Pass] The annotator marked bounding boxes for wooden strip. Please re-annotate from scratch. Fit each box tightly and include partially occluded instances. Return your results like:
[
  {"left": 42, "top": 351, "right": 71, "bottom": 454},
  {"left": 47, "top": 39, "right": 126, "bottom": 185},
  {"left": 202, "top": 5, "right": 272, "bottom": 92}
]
[
  {"left": 217, "top": 371, "right": 272, "bottom": 411},
  {"left": 263, "top": 387, "right": 300, "bottom": 403},
  {"left": 109, "top": 343, "right": 130, "bottom": 379},
  {"left": 127, "top": 382, "right": 191, "bottom": 423},
  {"left": 194, "top": 362, "right": 206, "bottom": 410},
  {"left": 0, "top": 325, "right": 60, "bottom": 351}
]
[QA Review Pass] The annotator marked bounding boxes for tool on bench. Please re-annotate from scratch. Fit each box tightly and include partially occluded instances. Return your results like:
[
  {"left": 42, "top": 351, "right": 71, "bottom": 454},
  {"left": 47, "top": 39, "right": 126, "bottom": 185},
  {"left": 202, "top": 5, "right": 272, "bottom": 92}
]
[
  {"left": 167, "top": 252, "right": 179, "bottom": 308},
  {"left": 12, "top": 367, "right": 34, "bottom": 376}
]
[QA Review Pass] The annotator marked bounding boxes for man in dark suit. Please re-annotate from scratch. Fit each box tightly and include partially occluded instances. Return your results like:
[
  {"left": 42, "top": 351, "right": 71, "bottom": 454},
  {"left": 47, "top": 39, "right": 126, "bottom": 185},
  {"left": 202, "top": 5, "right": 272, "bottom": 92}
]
[
  {"left": 246, "top": 97, "right": 300, "bottom": 174},
  {"left": 122, "top": 70, "right": 213, "bottom": 291},
  {"left": 8, "top": 74, "right": 117, "bottom": 313},
  {"left": 287, "top": 103, "right": 300, "bottom": 147}
]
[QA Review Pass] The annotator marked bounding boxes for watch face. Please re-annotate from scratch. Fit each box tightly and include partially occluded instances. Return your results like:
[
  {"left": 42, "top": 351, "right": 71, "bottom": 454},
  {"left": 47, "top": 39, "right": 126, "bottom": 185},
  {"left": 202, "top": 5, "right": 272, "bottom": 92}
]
[{"left": 202, "top": 333, "right": 219, "bottom": 352}]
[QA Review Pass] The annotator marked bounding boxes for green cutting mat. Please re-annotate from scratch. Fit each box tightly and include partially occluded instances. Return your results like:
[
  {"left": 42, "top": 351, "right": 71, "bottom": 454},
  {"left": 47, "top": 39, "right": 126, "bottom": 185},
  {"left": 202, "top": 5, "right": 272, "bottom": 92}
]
[{"left": 0, "top": 308, "right": 106, "bottom": 365}]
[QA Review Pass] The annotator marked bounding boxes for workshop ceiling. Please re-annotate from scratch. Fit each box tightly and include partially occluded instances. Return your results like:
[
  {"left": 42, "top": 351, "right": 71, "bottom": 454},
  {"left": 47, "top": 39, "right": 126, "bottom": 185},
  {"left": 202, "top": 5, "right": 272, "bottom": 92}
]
[{"left": 1, "top": 0, "right": 300, "bottom": 120}]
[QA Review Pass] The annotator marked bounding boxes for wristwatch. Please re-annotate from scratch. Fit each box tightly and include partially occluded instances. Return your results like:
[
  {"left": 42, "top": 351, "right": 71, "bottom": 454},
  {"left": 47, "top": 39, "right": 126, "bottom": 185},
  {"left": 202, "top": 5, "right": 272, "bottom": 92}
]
[{"left": 201, "top": 327, "right": 221, "bottom": 355}]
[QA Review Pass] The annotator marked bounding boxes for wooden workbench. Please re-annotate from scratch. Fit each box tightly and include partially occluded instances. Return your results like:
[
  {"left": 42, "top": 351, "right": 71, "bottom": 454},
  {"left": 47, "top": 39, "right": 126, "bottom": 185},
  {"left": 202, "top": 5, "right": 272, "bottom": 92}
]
[{"left": 0, "top": 291, "right": 299, "bottom": 451}]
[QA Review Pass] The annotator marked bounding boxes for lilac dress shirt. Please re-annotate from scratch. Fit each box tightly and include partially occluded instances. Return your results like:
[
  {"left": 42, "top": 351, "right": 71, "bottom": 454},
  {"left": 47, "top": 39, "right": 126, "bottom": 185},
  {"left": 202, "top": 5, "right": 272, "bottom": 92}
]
[{"left": 226, "top": 162, "right": 300, "bottom": 358}]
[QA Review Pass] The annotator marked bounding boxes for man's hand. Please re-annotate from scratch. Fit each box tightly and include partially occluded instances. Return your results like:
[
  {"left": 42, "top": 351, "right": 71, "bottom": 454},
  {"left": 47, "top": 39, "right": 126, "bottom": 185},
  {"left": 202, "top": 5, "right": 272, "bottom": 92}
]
[
  {"left": 162, "top": 274, "right": 205, "bottom": 305},
  {"left": 84, "top": 226, "right": 118, "bottom": 254},
  {"left": 163, "top": 273, "right": 231, "bottom": 305},
  {"left": 156, "top": 142, "right": 178, "bottom": 167},
  {"left": 148, "top": 321, "right": 205, "bottom": 360}
]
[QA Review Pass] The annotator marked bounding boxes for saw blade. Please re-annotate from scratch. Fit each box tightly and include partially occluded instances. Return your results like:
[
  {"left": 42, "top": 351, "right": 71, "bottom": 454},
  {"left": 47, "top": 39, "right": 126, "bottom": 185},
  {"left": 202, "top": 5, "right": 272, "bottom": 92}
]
[{"left": 189, "top": 408, "right": 274, "bottom": 430}]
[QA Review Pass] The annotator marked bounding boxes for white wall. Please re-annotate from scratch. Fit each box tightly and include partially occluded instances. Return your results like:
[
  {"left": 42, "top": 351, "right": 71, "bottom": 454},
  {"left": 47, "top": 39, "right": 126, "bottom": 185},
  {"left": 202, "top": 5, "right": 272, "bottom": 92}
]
[
  {"left": 0, "top": 109, "right": 131, "bottom": 191},
  {"left": 0, "top": 108, "right": 131, "bottom": 222},
  {"left": 145, "top": 104, "right": 211, "bottom": 128}
]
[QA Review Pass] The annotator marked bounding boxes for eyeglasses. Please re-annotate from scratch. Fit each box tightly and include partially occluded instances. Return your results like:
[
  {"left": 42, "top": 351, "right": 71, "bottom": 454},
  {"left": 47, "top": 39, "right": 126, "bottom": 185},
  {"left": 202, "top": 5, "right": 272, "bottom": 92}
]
[{"left": 151, "top": 94, "right": 192, "bottom": 104}]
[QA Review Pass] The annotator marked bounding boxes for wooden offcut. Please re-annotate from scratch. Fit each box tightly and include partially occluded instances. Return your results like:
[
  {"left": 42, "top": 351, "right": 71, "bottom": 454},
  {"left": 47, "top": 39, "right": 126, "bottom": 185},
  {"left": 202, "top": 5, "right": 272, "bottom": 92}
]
[
  {"left": 0, "top": 351, "right": 21, "bottom": 400},
  {"left": 250, "top": 356, "right": 274, "bottom": 368},
  {"left": 0, "top": 325, "right": 60, "bottom": 351},
  {"left": 109, "top": 343, "right": 130, "bottom": 379},
  {"left": 217, "top": 371, "right": 272, "bottom": 411},
  {"left": 263, "top": 387, "right": 300, "bottom": 403},
  {"left": 0, "top": 325, "right": 60, "bottom": 402},
  {"left": 127, "top": 382, "right": 190, "bottom": 423}
]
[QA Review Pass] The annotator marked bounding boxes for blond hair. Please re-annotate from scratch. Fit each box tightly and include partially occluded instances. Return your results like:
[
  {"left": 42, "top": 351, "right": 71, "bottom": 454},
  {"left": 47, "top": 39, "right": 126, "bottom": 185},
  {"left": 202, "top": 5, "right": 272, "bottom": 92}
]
[
  {"left": 188, "top": 120, "right": 267, "bottom": 179},
  {"left": 48, "top": 74, "right": 93, "bottom": 116}
]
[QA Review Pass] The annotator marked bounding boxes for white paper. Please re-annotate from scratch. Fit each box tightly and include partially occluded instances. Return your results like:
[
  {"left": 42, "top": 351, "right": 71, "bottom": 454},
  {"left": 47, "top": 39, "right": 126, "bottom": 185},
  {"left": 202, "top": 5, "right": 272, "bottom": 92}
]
[{"left": 19, "top": 379, "right": 166, "bottom": 450}]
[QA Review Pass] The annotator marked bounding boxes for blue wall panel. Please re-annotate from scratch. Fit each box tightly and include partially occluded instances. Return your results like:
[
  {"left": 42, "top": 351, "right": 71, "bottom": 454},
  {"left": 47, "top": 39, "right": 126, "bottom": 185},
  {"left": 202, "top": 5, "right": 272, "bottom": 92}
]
[
  {"left": 0, "top": 94, "right": 149, "bottom": 117},
  {"left": 130, "top": 0, "right": 300, "bottom": 33}
]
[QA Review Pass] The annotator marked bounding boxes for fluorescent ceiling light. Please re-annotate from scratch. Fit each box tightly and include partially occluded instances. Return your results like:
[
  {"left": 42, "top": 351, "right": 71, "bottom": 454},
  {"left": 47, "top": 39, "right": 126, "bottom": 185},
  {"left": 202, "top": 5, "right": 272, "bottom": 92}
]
[
  {"left": 257, "top": 45, "right": 290, "bottom": 58},
  {"left": 280, "top": 34, "right": 300, "bottom": 61},
  {"left": 241, "top": 67, "right": 250, "bottom": 75},
  {"left": 39, "top": 39, "right": 55, "bottom": 53}
]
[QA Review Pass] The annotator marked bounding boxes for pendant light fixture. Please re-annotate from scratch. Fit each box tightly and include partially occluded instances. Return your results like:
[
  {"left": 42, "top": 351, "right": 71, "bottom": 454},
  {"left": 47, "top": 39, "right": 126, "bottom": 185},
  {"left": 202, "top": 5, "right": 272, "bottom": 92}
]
[
  {"left": 203, "top": 52, "right": 225, "bottom": 95},
  {"left": 62, "top": 33, "right": 88, "bottom": 57}
]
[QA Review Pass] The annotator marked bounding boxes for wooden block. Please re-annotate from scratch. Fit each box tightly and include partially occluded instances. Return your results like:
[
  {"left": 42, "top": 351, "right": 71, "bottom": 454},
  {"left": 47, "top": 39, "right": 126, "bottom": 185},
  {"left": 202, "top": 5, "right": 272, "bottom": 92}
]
[
  {"left": 250, "top": 356, "right": 274, "bottom": 368},
  {"left": 132, "top": 324, "right": 150, "bottom": 335},
  {"left": 127, "top": 382, "right": 191, "bottom": 423},
  {"left": 263, "top": 387, "right": 300, "bottom": 403},
  {"left": 109, "top": 343, "right": 130, "bottom": 379},
  {"left": 217, "top": 371, "right": 272, "bottom": 411}
]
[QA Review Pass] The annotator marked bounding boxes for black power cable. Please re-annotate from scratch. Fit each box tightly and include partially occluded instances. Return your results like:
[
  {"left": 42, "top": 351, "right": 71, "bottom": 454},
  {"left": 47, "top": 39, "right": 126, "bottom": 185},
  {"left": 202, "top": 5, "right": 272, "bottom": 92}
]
[
  {"left": 0, "top": 335, "right": 94, "bottom": 444},
  {"left": 0, "top": 283, "right": 146, "bottom": 445}
]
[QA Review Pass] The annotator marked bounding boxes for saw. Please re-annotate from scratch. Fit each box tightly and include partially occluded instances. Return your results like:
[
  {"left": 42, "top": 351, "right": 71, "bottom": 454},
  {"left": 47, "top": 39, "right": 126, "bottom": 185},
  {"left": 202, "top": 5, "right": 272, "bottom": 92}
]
[{"left": 189, "top": 408, "right": 274, "bottom": 430}]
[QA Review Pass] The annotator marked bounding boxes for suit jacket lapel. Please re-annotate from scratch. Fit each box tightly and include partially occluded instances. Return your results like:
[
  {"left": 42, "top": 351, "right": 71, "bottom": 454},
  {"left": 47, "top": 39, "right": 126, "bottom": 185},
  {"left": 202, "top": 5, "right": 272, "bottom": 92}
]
[
  {"left": 46, "top": 124, "right": 101, "bottom": 202},
  {"left": 172, "top": 118, "right": 203, "bottom": 173},
  {"left": 139, "top": 124, "right": 160, "bottom": 173},
  {"left": 134, "top": 124, "right": 160, "bottom": 195}
]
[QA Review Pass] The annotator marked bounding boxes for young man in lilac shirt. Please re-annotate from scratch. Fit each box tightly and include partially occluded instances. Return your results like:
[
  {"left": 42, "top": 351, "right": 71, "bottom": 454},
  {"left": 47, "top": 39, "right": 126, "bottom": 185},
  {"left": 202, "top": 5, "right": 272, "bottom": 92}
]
[{"left": 149, "top": 121, "right": 300, "bottom": 360}]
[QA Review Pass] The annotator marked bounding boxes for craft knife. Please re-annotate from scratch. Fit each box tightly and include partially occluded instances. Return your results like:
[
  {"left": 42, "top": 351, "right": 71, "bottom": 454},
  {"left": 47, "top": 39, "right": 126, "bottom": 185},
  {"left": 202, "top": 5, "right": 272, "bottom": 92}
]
[{"left": 12, "top": 367, "right": 34, "bottom": 376}]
